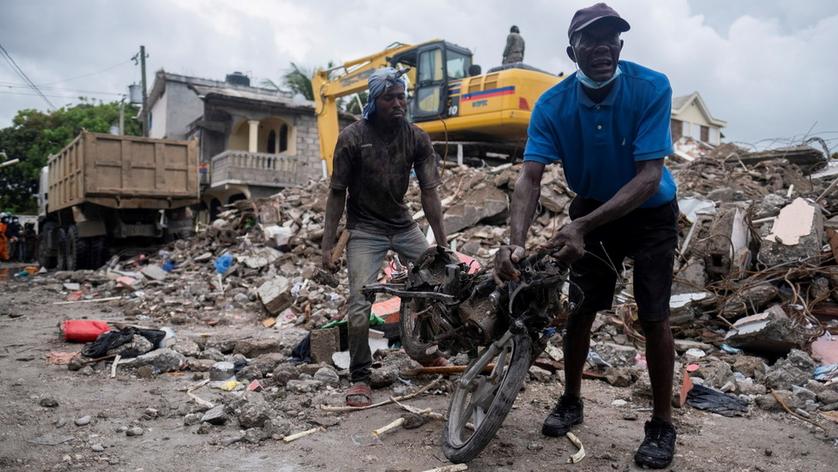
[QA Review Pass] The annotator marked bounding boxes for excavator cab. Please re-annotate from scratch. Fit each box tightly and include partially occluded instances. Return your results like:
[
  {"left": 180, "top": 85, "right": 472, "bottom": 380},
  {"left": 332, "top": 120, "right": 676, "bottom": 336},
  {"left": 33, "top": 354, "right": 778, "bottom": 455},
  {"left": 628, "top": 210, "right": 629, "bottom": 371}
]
[{"left": 389, "top": 41, "right": 473, "bottom": 122}]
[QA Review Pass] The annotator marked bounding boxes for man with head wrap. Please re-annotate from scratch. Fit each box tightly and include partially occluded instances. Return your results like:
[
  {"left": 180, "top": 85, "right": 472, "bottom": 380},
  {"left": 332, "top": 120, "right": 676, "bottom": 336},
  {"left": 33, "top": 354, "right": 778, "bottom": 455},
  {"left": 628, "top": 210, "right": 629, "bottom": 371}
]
[{"left": 322, "top": 67, "right": 448, "bottom": 407}]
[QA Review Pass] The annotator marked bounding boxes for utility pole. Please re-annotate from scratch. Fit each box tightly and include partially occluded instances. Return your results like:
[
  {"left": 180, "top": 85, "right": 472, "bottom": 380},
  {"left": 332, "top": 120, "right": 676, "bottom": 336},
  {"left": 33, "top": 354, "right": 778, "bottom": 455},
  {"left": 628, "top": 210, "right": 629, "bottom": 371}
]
[
  {"left": 140, "top": 45, "right": 148, "bottom": 137},
  {"left": 118, "top": 96, "right": 125, "bottom": 135},
  {"left": 133, "top": 45, "right": 149, "bottom": 136}
]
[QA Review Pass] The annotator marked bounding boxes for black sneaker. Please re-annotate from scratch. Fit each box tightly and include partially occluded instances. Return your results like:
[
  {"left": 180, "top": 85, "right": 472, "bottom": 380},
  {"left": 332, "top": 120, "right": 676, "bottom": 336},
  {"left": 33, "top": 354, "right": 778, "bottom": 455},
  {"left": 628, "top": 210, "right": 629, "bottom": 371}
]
[
  {"left": 541, "top": 395, "right": 583, "bottom": 437},
  {"left": 634, "top": 417, "right": 676, "bottom": 469}
]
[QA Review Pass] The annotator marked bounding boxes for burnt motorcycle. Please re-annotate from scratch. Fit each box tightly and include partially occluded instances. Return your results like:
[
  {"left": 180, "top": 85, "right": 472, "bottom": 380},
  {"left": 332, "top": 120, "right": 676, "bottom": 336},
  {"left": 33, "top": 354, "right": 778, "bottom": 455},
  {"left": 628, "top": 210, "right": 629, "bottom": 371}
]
[{"left": 363, "top": 246, "right": 578, "bottom": 463}]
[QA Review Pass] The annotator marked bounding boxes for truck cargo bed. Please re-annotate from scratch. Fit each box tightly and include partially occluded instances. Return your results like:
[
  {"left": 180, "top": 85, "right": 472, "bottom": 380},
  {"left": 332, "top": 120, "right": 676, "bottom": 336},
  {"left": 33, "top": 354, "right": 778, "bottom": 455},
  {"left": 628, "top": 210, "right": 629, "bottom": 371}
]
[{"left": 47, "top": 132, "right": 198, "bottom": 212}]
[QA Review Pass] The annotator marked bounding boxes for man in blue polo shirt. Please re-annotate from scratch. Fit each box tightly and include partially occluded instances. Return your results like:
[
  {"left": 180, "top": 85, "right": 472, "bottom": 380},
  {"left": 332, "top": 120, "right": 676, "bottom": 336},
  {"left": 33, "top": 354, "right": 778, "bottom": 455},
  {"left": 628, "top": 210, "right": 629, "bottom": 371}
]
[{"left": 494, "top": 3, "right": 678, "bottom": 469}]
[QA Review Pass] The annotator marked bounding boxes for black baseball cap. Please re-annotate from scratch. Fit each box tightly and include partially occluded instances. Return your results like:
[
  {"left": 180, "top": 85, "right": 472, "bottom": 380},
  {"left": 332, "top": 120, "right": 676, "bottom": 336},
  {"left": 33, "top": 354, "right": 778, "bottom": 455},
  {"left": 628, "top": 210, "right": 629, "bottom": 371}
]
[{"left": 568, "top": 3, "right": 630, "bottom": 40}]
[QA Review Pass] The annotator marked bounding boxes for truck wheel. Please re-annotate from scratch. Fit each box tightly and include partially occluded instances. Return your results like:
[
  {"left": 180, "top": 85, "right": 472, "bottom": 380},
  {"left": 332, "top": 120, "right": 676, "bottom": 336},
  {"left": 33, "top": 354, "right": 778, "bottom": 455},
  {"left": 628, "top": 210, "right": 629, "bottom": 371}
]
[
  {"left": 64, "top": 225, "right": 87, "bottom": 271},
  {"left": 55, "top": 228, "right": 67, "bottom": 271},
  {"left": 38, "top": 222, "right": 58, "bottom": 269}
]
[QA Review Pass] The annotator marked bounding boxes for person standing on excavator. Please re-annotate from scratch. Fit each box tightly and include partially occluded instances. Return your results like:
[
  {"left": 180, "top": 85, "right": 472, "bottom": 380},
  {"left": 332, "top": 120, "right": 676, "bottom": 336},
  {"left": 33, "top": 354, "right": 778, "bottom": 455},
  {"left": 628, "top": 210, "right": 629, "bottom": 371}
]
[
  {"left": 321, "top": 68, "right": 448, "bottom": 407},
  {"left": 494, "top": 3, "right": 678, "bottom": 469},
  {"left": 502, "top": 25, "right": 526, "bottom": 64}
]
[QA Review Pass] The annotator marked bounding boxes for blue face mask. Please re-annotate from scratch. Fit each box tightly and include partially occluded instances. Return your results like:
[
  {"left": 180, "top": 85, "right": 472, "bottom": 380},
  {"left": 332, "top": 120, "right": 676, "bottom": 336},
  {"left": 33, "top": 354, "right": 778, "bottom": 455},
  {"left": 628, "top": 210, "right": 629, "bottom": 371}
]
[{"left": 575, "top": 61, "right": 622, "bottom": 89}]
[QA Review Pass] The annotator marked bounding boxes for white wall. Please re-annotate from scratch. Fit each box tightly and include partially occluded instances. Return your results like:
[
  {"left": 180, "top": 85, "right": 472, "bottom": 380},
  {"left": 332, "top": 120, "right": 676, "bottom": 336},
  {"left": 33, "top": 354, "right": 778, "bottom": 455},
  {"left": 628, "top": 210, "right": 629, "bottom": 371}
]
[{"left": 149, "top": 91, "right": 167, "bottom": 139}]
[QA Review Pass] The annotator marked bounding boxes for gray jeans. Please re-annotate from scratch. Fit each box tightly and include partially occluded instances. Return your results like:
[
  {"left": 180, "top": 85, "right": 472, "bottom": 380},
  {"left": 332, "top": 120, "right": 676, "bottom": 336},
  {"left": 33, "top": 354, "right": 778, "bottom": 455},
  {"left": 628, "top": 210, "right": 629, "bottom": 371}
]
[{"left": 346, "top": 225, "right": 428, "bottom": 382}]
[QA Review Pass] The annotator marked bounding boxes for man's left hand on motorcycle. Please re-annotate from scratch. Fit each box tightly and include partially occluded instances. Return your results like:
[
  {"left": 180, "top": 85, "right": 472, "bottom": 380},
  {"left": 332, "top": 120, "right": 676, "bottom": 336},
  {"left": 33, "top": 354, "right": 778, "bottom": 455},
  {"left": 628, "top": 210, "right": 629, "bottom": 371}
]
[{"left": 542, "top": 221, "right": 586, "bottom": 263}]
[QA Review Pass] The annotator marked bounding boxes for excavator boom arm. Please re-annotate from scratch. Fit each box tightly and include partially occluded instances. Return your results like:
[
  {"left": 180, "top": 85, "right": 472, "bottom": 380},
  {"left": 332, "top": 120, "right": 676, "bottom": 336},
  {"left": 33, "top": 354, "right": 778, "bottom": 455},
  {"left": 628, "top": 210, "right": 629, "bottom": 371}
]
[{"left": 313, "top": 42, "right": 417, "bottom": 175}]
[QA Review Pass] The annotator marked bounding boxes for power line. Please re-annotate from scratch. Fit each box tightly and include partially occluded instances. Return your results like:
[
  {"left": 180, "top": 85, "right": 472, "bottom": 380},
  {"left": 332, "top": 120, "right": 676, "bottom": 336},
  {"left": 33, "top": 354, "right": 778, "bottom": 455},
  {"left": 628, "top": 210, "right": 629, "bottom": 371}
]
[
  {"left": 0, "top": 90, "right": 117, "bottom": 100},
  {"left": 0, "top": 41, "right": 56, "bottom": 110},
  {"left": 37, "top": 59, "right": 132, "bottom": 86},
  {"left": 0, "top": 82, "right": 123, "bottom": 96}
]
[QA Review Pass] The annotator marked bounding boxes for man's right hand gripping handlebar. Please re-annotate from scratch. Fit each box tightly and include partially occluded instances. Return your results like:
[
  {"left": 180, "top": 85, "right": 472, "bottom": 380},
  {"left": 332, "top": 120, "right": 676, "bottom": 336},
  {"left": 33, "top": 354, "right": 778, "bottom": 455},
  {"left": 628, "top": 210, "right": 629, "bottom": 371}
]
[{"left": 493, "top": 244, "right": 526, "bottom": 284}]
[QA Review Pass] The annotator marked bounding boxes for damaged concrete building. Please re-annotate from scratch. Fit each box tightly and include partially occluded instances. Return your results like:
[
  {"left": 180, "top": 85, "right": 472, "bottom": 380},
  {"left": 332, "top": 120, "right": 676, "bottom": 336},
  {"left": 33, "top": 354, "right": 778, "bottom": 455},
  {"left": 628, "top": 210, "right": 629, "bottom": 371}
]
[{"left": 144, "top": 70, "right": 352, "bottom": 216}]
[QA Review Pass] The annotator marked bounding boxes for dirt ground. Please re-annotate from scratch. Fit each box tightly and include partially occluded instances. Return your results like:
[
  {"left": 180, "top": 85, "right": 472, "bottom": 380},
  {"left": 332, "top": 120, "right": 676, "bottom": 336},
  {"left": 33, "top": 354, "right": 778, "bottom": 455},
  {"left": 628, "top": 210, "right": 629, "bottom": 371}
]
[{"left": 1, "top": 266, "right": 836, "bottom": 472}]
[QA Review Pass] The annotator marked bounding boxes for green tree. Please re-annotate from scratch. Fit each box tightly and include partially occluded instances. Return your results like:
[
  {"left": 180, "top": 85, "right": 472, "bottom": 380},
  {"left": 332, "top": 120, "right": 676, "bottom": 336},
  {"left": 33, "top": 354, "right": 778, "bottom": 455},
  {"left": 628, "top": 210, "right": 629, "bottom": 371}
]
[
  {"left": 283, "top": 62, "right": 314, "bottom": 101},
  {"left": 280, "top": 62, "right": 367, "bottom": 115},
  {"left": 0, "top": 99, "right": 141, "bottom": 214}
]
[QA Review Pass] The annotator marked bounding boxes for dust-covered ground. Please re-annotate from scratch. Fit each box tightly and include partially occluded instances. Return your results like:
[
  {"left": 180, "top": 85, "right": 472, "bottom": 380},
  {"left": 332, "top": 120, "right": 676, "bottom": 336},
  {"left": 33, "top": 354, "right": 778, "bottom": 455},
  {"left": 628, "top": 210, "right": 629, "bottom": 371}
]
[{"left": 1, "top": 270, "right": 836, "bottom": 472}]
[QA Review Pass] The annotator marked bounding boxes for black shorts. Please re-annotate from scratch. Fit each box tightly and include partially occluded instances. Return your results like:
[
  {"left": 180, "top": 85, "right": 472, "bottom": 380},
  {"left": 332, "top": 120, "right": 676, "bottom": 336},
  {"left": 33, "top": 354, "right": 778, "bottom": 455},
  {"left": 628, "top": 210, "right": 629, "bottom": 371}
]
[{"left": 567, "top": 197, "right": 678, "bottom": 322}]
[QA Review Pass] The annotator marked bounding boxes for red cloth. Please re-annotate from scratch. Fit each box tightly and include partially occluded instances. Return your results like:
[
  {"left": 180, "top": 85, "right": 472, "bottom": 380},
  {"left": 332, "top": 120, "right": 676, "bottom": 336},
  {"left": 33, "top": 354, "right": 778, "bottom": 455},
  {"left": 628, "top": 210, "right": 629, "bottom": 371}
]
[{"left": 62, "top": 320, "right": 110, "bottom": 342}]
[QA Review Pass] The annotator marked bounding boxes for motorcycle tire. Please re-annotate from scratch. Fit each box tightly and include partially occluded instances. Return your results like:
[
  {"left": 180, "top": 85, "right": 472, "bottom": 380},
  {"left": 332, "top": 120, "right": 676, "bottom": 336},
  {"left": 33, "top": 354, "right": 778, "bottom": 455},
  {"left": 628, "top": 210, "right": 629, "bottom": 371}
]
[{"left": 442, "top": 332, "right": 532, "bottom": 464}]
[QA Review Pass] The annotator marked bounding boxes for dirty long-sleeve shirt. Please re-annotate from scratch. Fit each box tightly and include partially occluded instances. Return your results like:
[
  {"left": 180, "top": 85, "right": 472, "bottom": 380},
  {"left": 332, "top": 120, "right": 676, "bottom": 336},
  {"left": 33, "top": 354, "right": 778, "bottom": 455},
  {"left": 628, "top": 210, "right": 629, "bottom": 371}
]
[{"left": 503, "top": 32, "right": 525, "bottom": 64}]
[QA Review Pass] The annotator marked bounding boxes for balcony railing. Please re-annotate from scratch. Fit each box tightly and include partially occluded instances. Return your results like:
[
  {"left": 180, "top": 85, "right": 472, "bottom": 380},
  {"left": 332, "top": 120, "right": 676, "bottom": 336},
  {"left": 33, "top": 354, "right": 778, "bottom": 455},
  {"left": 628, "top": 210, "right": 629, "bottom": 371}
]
[{"left": 209, "top": 150, "right": 302, "bottom": 188}]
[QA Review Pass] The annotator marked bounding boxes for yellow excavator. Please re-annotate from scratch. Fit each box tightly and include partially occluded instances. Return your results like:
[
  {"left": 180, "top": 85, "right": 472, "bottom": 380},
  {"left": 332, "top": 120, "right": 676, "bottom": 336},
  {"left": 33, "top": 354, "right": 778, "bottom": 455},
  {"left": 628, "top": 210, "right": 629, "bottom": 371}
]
[{"left": 313, "top": 39, "right": 564, "bottom": 175}]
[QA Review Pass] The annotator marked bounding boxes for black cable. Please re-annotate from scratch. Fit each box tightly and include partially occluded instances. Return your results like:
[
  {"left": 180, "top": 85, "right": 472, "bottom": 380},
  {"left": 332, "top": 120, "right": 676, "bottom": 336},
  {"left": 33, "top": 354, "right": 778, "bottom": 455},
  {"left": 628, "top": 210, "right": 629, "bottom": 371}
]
[{"left": 0, "top": 41, "right": 56, "bottom": 109}]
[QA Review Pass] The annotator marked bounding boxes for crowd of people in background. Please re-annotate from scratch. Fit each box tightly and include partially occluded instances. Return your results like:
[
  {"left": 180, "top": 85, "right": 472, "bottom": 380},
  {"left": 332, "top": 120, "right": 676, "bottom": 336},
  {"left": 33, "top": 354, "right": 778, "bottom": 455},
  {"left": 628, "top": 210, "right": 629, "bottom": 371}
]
[{"left": 0, "top": 212, "right": 37, "bottom": 263}]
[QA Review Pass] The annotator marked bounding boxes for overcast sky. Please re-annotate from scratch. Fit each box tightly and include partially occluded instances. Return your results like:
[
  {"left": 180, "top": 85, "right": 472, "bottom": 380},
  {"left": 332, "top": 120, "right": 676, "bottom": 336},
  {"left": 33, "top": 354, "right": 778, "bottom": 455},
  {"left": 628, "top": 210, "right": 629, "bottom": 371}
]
[{"left": 2, "top": 0, "right": 837, "bottom": 149}]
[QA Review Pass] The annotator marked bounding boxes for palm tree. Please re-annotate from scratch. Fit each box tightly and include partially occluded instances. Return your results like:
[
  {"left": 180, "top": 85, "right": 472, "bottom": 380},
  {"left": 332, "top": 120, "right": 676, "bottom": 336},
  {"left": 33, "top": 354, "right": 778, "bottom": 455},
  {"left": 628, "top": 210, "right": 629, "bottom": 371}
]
[
  {"left": 282, "top": 63, "right": 314, "bottom": 101},
  {"left": 278, "top": 62, "right": 368, "bottom": 115}
]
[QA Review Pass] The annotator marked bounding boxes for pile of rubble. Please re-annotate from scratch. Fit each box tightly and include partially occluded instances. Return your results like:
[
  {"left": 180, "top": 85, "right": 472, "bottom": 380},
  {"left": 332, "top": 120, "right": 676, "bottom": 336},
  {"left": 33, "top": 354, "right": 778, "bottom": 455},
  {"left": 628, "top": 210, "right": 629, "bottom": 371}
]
[{"left": 43, "top": 138, "right": 838, "bottom": 437}]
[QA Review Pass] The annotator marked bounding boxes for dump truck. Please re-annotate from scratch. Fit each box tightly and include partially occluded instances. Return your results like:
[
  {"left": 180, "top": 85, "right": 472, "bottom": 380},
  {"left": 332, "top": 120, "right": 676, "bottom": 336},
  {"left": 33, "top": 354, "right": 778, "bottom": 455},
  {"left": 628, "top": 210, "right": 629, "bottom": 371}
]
[{"left": 37, "top": 131, "right": 199, "bottom": 270}]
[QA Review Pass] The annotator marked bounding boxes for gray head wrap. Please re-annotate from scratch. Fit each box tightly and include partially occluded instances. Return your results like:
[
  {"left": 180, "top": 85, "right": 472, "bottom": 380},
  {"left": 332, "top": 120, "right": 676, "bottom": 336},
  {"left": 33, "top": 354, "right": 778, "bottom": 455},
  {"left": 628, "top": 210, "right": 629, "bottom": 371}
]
[{"left": 362, "top": 67, "right": 408, "bottom": 121}]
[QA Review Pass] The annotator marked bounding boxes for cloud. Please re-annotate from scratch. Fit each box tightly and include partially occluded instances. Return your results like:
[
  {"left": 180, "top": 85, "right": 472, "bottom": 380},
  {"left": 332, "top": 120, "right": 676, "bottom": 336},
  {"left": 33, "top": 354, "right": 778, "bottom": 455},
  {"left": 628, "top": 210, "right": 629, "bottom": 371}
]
[{"left": 0, "top": 0, "right": 836, "bottom": 147}]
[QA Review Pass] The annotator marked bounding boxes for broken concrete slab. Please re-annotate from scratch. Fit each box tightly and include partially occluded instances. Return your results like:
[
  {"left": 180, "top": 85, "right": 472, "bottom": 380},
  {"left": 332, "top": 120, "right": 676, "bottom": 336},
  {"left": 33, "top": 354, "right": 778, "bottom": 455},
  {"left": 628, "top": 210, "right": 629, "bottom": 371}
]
[
  {"left": 704, "top": 204, "right": 751, "bottom": 277},
  {"left": 234, "top": 338, "right": 282, "bottom": 358},
  {"left": 238, "top": 246, "right": 282, "bottom": 269},
  {"left": 724, "top": 305, "right": 808, "bottom": 355},
  {"left": 764, "top": 349, "right": 816, "bottom": 390},
  {"left": 720, "top": 283, "right": 779, "bottom": 318},
  {"left": 263, "top": 225, "right": 295, "bottom": 249},
  {"left": 210, "top": 361, "right": 236, "bottom": 381},
  {"left": 443, "top": 185, "right": 508, "bottom": 234},
  {"left": 200, "top": 405, "right": 228, "bottom": 425},
  {"left": 310, "top": 327, "right": 340, "bottom": 364},
  {"left": 759, "top": 197, "right": 824, "bottom": 266},
  {"left": 121, "top": 348, "right": 185, "bottom": 373},
  {"left": 257, "top": 277, "right": 292, "bottom": 315},
  {"left": 140, "top": 264, "right": 168, "bottom": 281}
]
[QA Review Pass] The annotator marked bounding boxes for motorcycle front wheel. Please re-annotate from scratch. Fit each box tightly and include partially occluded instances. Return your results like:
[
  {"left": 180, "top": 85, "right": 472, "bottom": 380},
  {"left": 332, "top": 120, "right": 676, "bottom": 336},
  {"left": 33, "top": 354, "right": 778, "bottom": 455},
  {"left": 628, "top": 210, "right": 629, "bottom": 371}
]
[{"left": 442, "top": 331, "right": 532, "bottom": 464}]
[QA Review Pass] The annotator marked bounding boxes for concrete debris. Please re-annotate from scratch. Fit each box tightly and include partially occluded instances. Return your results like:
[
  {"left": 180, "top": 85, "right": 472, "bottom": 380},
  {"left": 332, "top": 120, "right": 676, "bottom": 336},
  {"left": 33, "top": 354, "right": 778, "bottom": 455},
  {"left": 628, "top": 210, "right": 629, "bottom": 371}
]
[
  {"left": 759, "top": 197, "right": 824, "bottom": 266},
  {"left": 120, "top": 348, "right": 186, "bottom": 373},
  {"left": 200, "top": 405, "right": 228, "bottom": 425},
  {"left": 724, "top": 305, "right": 809, "bottom": 355},
  {"left": 443, "top": 184, "right": 508, "bottom": 234},
  {"left": 27, "top": 141, "right": 838, "bottom": 450},
  {"left": 258, "top": 277, "right": 293, "bottom": 316},
  {"left": 140, "top": 264, "right": 168, "bottom": 281}
]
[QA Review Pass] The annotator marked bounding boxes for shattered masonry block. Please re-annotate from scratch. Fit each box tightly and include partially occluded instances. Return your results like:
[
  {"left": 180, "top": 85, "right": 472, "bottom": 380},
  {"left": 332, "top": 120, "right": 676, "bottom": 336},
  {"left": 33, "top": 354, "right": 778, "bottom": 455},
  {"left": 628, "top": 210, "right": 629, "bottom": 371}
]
[
  {"left": 724, "top": 305, "right": 808, "bottom": 355},
  {"left": 309, "top": 327, "right": 340, "bottom": 364},
  {"left": 257, "top": 277, "right": 292, "bottom": 315},
  {"left": 704, "top": 204, "right": 751, "bottom": 277},
  {"left": 443, "top": 185, "right": 508, "bottom": 234},
  {"left": 758, "top": 197, "right": 824, "bottom": 267},
  {"left": 140, "top": 264, "right": 168, "bottom": 281}
]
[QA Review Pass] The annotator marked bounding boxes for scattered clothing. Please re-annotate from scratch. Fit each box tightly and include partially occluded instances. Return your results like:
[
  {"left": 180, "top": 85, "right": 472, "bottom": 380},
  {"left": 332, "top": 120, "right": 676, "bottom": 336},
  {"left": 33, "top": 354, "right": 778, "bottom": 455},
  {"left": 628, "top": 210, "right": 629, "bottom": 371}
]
[{"left": 686, "top": 384, "right": 749, "bottom": 417}]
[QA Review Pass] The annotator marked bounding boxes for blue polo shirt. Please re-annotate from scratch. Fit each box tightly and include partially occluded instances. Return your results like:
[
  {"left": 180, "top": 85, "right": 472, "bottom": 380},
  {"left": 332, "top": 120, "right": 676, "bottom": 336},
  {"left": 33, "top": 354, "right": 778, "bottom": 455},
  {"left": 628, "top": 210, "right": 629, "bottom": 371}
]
[{"left": 524, "top": 60, "right": 676, "bottom": 208}]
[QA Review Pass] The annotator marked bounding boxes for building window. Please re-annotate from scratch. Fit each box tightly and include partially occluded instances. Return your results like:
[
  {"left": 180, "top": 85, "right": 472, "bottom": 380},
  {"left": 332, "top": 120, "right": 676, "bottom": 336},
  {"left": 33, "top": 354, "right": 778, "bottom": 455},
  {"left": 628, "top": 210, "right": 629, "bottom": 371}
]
[
  {"left": 267, "top": 130, "right": 277, "bottom": 153},
  {"left": 280, "top": 124, "right": 288, "bottom": 152},
  {"left": 670, "top": 119, "right": 682, "bottom": 141},
  {"left": 700, "top": 125, "right": 709, "bottom": 143}
]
